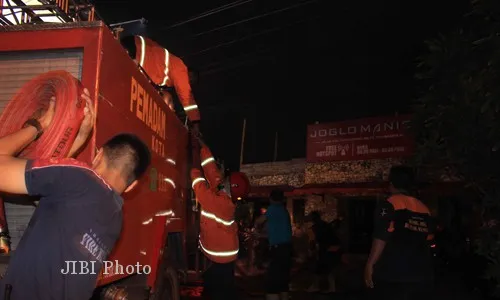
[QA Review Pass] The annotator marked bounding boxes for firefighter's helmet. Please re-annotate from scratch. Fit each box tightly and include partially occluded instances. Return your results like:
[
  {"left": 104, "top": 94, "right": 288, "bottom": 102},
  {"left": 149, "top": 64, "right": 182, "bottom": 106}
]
[{"left": 229, "top": 172, "right": 250, "bottom": 201}]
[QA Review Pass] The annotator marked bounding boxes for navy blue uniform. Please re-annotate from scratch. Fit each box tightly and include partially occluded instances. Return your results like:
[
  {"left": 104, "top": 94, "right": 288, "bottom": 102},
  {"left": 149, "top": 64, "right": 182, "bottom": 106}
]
[
  {"left": 0, "top": 158, "right": 123, "bottom": 300},
  {"left": 372, "top": 194, "right": 435, "bottom": 300}
]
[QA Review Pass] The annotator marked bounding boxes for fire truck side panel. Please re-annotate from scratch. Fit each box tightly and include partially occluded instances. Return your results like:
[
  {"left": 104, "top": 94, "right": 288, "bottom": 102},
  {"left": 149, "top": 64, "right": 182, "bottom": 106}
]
[
  {"left": 94, "top": 27, "right": 188, "bottom": 286},
  {"left": 0, "top": 23, "right": 190, "bottom": 290}
]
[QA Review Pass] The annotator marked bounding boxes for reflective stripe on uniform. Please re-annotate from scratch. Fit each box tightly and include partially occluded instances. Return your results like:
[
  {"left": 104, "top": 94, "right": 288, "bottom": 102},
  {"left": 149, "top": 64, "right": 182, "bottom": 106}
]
[
  {"left": 161, "top": 48, "right": 170, "bottom": 86},
  {"left": 156, "top": 210, "right": 174, "bottom": 216},
  {"left": 199, "top": 239, "right": 239, "bottom": 257},
  {"left": 201, "top": 157, "right": 215, "bottom": 167},
  {"left": 192, "top": 177, "right": 206, "bottom": 188},
  {"left": 184, "top": 104, "right": 198, "bottom": 112},
  {"left": 138, "top": 36, "right": 146, "bottom": 67},
  {"left": 201, "top": 210, "right": 234, "bottom": 226},
  {"left": 164, "top": 178, "right": 176, "bottom": 189}
]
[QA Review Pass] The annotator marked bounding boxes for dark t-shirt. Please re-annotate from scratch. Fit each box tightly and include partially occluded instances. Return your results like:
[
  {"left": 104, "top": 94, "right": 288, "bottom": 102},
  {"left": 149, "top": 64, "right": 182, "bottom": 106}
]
[
  {"left": 312, "top": 220, "right": 339, "bottom": 253},
  {"left": 373, "top": 194, "right": 435, "bottom": 283},
  {"left": 0, "top": 158, "right": 123, "bottom": 300}
]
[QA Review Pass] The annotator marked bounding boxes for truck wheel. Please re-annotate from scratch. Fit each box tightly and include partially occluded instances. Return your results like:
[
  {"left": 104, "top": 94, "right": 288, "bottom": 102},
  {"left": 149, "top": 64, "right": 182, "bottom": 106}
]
[{"left": 150, "top": 266, "right": 179, "bottom": 300}]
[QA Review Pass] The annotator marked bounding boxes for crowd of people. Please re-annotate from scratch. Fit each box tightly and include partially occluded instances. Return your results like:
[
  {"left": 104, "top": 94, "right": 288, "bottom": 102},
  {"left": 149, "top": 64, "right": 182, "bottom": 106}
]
[
  {"left": 234, "top": 191, "right": 344, "bottom": 299},
  {"left": 231, "top": 165, "right": 436, "bottom": 300}
]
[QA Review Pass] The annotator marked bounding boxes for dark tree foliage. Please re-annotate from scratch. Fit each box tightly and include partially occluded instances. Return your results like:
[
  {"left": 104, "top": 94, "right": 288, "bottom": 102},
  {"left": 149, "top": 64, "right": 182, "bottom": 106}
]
[{"left": 413, "top": 0, "right": 500, "bottom": 294}]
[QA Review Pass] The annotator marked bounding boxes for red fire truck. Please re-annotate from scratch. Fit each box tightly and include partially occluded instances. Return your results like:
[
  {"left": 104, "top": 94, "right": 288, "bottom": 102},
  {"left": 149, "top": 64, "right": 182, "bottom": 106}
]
[{"left": 0, "top": 2, "right": 208, "bottom": 299}]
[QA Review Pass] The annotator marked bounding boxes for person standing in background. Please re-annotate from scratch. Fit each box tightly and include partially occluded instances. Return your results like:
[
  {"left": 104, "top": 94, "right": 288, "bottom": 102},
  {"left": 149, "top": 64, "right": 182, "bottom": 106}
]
[
  {"left": 364, "top": 165, "right": 435, "bottom": 300},
  {"left": 307, "top": 211, "right": 341, "bottom": 293},
  {"left": 255, "top": 190, "right": 292, "bottom": 300}
]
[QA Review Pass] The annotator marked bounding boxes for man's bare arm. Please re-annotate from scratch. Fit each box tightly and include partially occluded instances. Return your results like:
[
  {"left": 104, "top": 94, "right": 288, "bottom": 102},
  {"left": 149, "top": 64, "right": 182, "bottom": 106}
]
[
  {"left": 0, "top": 125, "right": 39, "bottom": 194},
  {"left": 367, "top": 238, "right": 386, "bottom": 267},
  {"left": 0, "top": 126, "right": 38, "bottom": 157},
  {"left": 0, "top": 98, "right": 56, "bottom": 194},
  {"left": 364, "top": 238, "right": 387, "bottom": 288},
  {"left": 0, "top": 157, "right": 28, "bottom": 194},
  {"left": 68, "top": 89, "right": 95, "bottom": 158}
]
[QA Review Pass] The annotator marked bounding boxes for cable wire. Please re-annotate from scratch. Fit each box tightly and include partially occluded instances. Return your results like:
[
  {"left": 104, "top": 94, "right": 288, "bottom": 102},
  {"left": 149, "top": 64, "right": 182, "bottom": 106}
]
[
  {"left": 184, "top": 16, "right": 320, "bottom": 58},
  {"left": 190, "top": 0, "right": 318, "bottom": 38},
  {"left": 160, "top": 0, "right": 253, "bottom": 30}
]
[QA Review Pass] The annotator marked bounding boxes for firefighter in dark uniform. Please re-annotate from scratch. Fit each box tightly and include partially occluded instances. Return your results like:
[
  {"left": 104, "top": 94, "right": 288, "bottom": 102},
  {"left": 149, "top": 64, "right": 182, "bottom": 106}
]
[{"left": 365, "top": 165, "right": 435, "bottom": 300}]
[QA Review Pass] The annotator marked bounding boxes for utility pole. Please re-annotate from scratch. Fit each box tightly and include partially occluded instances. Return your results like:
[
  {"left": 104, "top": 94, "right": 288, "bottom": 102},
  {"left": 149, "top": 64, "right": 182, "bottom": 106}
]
[
  {"left": 239, "top": 118, "right": 247, "bottom": 168},
  {"left": 273, "top": 131, "right": 278, "bottom": 161}
]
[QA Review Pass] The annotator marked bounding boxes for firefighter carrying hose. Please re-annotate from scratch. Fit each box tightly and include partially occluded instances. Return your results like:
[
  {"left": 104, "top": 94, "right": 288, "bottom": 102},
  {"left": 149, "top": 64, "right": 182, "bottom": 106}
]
[
  {"left": 191, "top": 144, "right": 250, "bottom": 300},
  {"left": 120, "top": 35, "right": 201, "bottom": 136}
]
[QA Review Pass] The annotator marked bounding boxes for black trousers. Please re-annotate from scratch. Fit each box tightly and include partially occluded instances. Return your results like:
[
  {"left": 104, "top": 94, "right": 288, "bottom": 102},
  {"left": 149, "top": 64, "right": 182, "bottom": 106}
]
[
  {"left": 202, "top": 261, "right": 237, "bottom": 300},
  {"left": 265, "top": 243, "right": 292, "bottom": 294},
  {"left": 373, "top": 280, "right": 434, "bottom": 300}
]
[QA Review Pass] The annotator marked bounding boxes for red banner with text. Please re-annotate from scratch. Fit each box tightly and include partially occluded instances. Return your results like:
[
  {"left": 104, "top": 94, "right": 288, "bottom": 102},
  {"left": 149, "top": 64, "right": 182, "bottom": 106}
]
[{"left": 306, "top": 115, "right": 414, "bottom": 163}]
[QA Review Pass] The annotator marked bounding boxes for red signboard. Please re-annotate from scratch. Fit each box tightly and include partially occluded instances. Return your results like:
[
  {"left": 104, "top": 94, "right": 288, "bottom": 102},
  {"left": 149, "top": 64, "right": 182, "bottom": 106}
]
[{"left": 306, "top": 115, "right": 414, "bottom": 162}]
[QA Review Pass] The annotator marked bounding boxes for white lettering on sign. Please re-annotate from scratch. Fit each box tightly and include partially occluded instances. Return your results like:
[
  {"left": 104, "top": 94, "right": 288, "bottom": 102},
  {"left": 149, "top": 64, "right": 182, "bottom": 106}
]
[
  {"left": 310, "top": 119, "right": 410, "bottom": 139},
  {"left": 316, "top": 144, "right": 351, "bottom": 157},
  {"left": 357, "top": 145, "right": 369, "bottom": 155},
  {"left": 382, "top": 146, "right": 405, "bottom": 153}
]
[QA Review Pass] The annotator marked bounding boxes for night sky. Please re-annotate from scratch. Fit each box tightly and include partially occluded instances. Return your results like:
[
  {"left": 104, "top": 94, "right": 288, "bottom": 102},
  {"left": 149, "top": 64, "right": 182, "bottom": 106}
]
[{"left": 94, "top": 0, "right": 469, "bottom": 170}]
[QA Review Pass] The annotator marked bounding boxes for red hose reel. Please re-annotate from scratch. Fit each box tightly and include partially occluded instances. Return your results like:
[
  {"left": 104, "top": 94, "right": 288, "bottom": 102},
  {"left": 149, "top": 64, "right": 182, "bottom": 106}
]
[
  {"left": 0, "top": 70, "right": 86, "bottom": 159},
  {"left": 0, "top": 70, "right": 87, "bottom": 252}
]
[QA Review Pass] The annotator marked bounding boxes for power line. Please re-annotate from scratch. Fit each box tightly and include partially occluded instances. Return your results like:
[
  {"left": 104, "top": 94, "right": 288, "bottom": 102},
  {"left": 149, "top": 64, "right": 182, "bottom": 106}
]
[
  {"left": 93, "top": 0, "right": 135, "bottom": 3},
  {"left": 160, "top": 0, "right": 253, "bottom": 30},
  {"left": 183, "top": 16, "right": 320, "bottom": 58},
  {"left": 190, "top": 0, "right": 319, "bottom": 38},
  {"left": 198, "top": 47, "right": 273, "bottom": 70},
  {"left": 201, "top": 55, "right": 273, "bottom": 75}
]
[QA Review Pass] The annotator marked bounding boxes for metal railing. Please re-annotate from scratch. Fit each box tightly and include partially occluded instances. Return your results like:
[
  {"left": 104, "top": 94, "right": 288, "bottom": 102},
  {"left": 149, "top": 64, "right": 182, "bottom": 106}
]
[{"left": 0, "top": 0, "right": 97, "bottom": 26}]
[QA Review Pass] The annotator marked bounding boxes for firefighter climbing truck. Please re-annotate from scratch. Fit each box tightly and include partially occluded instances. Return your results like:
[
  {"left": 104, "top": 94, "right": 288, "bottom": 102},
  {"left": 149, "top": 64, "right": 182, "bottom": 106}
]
[{"left": 0, "top": 21, "right": 205, "bottom": 299}]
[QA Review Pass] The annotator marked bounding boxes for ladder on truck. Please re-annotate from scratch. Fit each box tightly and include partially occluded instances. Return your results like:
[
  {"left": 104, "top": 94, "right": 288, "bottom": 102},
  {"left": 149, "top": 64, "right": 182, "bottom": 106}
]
[{"left": 0, "top": 0, "right": 96, "bottom": 26}]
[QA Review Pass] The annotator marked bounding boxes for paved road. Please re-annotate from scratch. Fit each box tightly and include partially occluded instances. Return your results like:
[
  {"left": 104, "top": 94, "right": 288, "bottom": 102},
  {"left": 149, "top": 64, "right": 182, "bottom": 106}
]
[
  {"left": 181, "top": 272, "right": 483, "bottom": 300},
  {"left": 181, "top": 255, "right": 483, "bottom": 300}
]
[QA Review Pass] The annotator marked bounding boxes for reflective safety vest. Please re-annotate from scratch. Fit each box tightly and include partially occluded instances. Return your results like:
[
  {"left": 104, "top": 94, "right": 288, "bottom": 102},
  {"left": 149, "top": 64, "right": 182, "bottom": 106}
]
[
  {"left": 191, "top": 165, "right": 238, "bottom": 263},
  {"left": 133, "top": 36, "right": 200, "bottom": 122},
  {"left": 200, "top": 146, "right": 222, "bottom": 188}
]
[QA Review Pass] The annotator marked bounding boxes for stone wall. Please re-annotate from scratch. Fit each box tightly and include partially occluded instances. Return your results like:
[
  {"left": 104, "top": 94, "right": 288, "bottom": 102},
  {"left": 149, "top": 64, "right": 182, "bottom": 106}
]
[
  {"left": 241, "top": 158, "right": 403, "bottom": 187},
  {"left": 305, "top": 158, "right": 403, "bottom": 184},
  {"left": 241, "top": 158, "right": 458, "bottom": 187},
  {"left": 241, "top": 159, "right": 306, "bottom": 187},
  {"left": 303, "top": 194, "right": 338, "bottom": 222}
]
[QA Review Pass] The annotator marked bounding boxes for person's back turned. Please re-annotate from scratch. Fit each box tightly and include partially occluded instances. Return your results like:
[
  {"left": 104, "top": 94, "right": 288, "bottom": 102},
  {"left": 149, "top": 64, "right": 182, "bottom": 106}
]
[{"left": 365, "top": 165, "right": 435, "bottom": 300}]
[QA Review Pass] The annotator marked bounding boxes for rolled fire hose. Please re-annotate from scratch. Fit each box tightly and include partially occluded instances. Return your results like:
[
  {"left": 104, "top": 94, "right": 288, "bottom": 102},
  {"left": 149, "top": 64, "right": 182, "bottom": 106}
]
[
  {"left": 0, "top": 70, "right": 87, "bottom": 252},
  {"left": 0, "top": 70, "right": 86, "bottom": 158}
]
